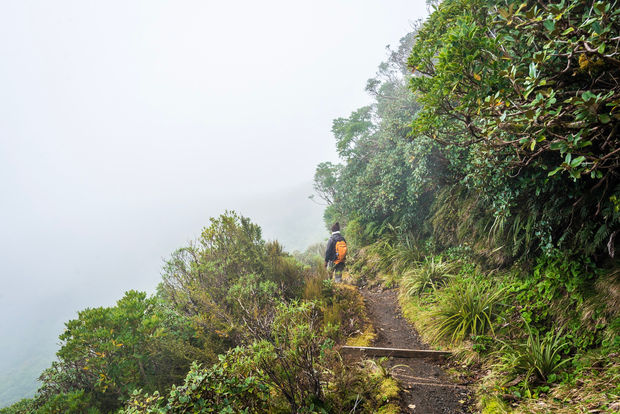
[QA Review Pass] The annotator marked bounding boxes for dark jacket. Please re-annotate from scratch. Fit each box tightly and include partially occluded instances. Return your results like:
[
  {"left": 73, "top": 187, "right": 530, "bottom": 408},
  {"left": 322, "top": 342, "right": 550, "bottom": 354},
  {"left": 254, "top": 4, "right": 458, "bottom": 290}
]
[{"left": 325, "top": 232, "right": 346, "bottom": 264}]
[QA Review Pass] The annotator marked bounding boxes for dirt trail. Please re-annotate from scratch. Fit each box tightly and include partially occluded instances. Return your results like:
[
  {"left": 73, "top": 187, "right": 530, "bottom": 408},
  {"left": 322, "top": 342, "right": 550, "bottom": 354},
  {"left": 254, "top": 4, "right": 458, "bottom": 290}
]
[{"left": 361, "top": 287, "right": 472, "bottom": 414}]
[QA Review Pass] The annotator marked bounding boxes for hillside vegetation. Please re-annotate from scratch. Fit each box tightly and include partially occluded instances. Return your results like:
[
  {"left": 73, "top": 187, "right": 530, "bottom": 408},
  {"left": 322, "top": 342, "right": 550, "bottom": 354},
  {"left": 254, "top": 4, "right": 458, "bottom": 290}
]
[
  {"left": 1, "top": 212, "right": 400, "bottom": 413},
  {"left": 314, "top": 0, "right": 619, "bottom": 412},
  {"left": 2, "top": 0, "right": 618, "bottom": 412}
]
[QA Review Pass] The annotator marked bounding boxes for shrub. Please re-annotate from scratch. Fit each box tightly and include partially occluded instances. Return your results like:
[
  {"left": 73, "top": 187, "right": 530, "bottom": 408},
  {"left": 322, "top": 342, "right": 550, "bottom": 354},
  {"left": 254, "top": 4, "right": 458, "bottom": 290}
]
[
  {"left": 0, "top": 398, "right": 36, "bottom": 414},
  {"left": 36, "top": 391, "right": 101, "bottom": 414},
  {"left": 387, "top": 240, "right": 422, "bottom": 275},
  {"left": 122, "top": 358, "right": 270, "bottom": 414}
]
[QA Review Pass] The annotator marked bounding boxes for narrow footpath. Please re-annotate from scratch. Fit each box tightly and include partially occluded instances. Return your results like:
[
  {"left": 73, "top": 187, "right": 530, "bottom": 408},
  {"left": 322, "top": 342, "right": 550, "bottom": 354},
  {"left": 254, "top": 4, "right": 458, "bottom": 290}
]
[{"left": 361, "top": 287, "right": 472, "bottom": 414}]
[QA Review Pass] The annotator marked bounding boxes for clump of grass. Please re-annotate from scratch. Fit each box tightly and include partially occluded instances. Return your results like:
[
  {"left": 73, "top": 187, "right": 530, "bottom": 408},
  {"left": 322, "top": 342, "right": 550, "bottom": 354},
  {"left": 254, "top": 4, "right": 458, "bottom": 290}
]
[
  {"left": 430, "top": 281, "right": 504, "bottom": 343},
  {"left": 388, "top": 242, "right": 422, "bottom": 275},
  {"left": 500, "top": 324, "right": 572, "bottom": 384},
  {"left": 401, "top": 256, "right": 457, "bottom": 296}
]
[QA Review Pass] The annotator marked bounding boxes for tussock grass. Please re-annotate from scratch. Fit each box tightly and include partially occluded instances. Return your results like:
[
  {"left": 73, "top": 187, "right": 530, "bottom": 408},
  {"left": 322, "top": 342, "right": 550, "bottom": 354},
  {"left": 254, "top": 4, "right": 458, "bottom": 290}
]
[
  {"left": 429, "top": 281, "right": 504, "bottom": 344},
  {"left": 401, "top": 256, "right": 457, "bottom": 296},
  {"left": 499, "top": 325, "right": 572, "bottom": 383}
]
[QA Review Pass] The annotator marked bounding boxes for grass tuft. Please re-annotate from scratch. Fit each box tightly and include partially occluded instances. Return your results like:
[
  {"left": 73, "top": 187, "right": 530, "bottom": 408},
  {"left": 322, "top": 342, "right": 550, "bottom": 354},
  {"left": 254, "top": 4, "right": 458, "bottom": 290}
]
[
  {"left": 430, "top": 280, "right": 504, "bottom": 344},
  {"left": 401, "top": 256, "right": 456, "bottom": 296},
  {"left": 500, "top": 324, "right": 572, "bottom": 384}
]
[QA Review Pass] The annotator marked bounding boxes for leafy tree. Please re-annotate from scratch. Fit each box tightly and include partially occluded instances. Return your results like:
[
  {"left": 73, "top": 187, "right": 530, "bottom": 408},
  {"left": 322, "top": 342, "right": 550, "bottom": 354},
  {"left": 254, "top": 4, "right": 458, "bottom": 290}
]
[
  {"left": 314, "top": 32, "right": 449, "bottom": 245},
  {"left": 160, "top": 213, "right": 308, "bottom": 346},
  {"left": 408, "top": 0, "right": 620, "bottom": 257},
  {"left": 35, "top": 291, "right": 211, "bottom": 412}
]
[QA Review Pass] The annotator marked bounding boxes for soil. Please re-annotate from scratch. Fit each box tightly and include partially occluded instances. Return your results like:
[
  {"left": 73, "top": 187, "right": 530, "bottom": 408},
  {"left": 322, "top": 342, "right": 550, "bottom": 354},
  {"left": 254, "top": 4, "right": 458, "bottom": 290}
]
[{"left": 360, "top": 287, "right": 473, "bottom": 414}]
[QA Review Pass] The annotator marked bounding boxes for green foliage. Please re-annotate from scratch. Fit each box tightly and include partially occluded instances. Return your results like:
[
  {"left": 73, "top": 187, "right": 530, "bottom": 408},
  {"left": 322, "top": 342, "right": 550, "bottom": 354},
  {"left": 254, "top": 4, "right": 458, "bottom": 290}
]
[
  {"left": 160, "top": 212, "right": 303, "bottom": 344},
  {"left": 312, "top": 162, "right": 342, "bottom": 207},
  {"left": 431, "top": 279, "right": 504, "bottom": 343},
  {"left": 293, "top": 242, "right": 327, "bottom": 268},
  {"left": 500, "top": 325, "right": 572, "bottom": 384},
  {"left": 36, "top": 390, "right": 101, "bottom": 414},
  {"left": 35, "top": 290, "right": 212, "bottom": 412},
  {"left": 313, "top": 32, "right": 448, "bottom": 244},
  {"left": 20, "top": 209, "right": 401, "bottom": 413},
  {"left": 122, "top": 299, "right": 395, "bottom": 414},
  {"left": 401, "top": 256, "right": 456, "bottom": 296},
  {"left": 504, "top": 251, "right": 607, "bottom": 350},
  {"left": 407, "top": 0, "right": 620, "bottom": 258},
  {"left": 314, "top": 1, "right": 620, "bottom": 409},
  {"left": 161, "top": 212, "right": 266, "bottom": 318},
  {"left": 122, "top": 358, "right": 270, "bottom": 414},
  {"left": 0, "top": 398, "right": 36, "bottom": 414}
]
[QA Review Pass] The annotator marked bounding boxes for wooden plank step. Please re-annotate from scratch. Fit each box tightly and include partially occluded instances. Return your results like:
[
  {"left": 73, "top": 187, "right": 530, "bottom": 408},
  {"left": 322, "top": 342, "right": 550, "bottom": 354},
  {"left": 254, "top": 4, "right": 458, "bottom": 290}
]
[
  {"left": 340, "top": 345, "right": 451, "bottom": 359},
  {"left": 403, "top": 381, "right": 469, "bottom": 389}
]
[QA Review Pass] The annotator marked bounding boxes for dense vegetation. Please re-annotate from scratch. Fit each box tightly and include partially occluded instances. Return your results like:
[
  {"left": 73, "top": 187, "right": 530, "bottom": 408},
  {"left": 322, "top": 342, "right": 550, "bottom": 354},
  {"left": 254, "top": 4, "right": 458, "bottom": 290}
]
[
  {"left": 3, "top": 0, "right": 619, "bottom": 412},
  {"left": 1, "top": 213, "right": 398, "bottom": 414},
  {"left": 315, "top": 0, "right": 619, "bottom": 411}
]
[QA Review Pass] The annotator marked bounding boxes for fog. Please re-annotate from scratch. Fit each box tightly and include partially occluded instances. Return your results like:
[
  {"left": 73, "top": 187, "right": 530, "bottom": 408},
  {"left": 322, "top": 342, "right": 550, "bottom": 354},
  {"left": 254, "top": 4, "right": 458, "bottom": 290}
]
[{"left": 0, "top": 0, "right": 428, "bottom": 405}]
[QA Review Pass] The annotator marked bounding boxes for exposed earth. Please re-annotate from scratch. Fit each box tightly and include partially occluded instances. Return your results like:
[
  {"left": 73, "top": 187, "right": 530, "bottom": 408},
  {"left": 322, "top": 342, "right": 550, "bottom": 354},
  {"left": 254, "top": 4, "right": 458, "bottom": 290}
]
[{"left": 360, "top": 288, "right": 473, "bottom": 414}]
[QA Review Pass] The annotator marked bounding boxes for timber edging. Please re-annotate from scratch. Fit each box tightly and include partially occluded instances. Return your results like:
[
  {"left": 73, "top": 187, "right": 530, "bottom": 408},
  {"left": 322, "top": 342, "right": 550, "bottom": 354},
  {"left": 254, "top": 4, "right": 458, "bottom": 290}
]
[{"left": 340, "top": 345, "right": 451, "bottom": 359}]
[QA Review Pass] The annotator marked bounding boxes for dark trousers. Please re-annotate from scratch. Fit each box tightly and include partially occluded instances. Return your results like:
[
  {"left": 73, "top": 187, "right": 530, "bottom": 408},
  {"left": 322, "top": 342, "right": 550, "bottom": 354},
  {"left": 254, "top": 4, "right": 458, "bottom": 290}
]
[{"left": 332, "top": 262, "right": 345, "bottom": 282}]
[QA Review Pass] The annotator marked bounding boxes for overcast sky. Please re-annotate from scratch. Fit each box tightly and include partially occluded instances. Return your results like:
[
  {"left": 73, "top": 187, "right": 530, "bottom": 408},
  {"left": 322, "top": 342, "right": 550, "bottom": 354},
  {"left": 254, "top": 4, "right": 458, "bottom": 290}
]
[{"left": 0, "top": 0, "right": 428, "bottom": 404}]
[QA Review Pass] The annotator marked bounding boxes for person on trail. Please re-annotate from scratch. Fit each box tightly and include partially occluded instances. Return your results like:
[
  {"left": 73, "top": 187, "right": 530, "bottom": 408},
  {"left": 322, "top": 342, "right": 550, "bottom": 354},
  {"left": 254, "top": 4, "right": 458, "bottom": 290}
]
[{"left": 325, "top": 222, "right": 347, "bottom": 283}]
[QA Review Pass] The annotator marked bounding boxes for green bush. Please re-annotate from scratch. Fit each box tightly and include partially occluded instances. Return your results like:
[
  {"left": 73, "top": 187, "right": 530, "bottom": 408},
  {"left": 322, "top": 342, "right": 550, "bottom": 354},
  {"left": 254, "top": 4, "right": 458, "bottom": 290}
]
[
  {"left": 0, "top": 398, "right": 36, "bottom": 414},
  {"left": 122, "top": 299, "right": 395, "bottom": 414},
  {"left": 122, "top": 358, "right": 270, "bottom": 414},
  {"left": 37, "top": 391, "right": 100, "bottom": 414}
]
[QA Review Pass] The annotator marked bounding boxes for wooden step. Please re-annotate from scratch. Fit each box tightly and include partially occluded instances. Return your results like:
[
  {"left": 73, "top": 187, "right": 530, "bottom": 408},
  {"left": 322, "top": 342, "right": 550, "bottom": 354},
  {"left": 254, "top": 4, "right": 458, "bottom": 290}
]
[
  {"left": 403, "top": 381, "right": 469, "bottom": 389},
  {"left": 340, "top": 345, "right": 451, "bottom": 359}
]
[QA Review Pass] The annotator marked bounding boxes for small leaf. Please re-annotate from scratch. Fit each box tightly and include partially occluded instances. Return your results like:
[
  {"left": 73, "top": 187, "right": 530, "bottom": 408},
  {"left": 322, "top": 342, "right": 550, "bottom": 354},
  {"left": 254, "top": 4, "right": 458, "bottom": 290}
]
[
  {"left": 582, "top": 91, "right": 597, "bottom": 102},
  {"left": 543, "top": 20, "right": 555, "bottom": 32},
  {"left": 473, "top": 73, "right": 481, "bottom": 81},
  {"left": 561, "top": 27, "right": 575, "bottom": 36},
  {"left": 570, "top": 156, "right": 585, "bottom": 168},
  {"left": 594, "top": 2, "right": 606, "bottom": 13},
  {"left": 529, "top": 62, "right": 538, "bottom": 78}
]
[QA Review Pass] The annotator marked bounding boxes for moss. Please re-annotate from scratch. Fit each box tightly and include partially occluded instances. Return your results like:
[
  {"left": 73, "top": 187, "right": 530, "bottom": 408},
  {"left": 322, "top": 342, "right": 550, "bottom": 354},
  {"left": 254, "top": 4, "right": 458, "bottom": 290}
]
[
  {"left": 480, "top": 395, "right": 512, "bottom": 414},
  {"left": 346, "top": 323, "right": 376, "bottom": 346},
  {"left": 377, "top": 377, "right": 400, "bottom": 402},
  {"left": 376, "top": 402, "right": 400, "bottom": 414}
]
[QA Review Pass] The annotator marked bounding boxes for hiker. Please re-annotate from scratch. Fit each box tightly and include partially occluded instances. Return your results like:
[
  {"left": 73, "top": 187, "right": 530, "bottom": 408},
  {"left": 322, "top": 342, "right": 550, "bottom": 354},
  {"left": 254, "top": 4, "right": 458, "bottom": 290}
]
[{"left": 325, "top": 222, "right": 347, "bottom": 283}]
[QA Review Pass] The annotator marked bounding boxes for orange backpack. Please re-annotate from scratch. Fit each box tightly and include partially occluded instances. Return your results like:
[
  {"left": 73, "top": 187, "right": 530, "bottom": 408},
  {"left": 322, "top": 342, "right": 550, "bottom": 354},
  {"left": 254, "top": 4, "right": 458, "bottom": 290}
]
[{"left": 334, "top": 240, "right": 347, "bottom": 265}]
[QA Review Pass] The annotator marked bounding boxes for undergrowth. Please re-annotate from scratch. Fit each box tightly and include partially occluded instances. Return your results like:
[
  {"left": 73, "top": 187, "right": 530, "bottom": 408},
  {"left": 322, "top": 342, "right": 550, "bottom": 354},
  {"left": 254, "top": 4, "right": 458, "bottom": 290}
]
[{"left": 347, "top": 244, "right": 620, "bottom": 413}]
